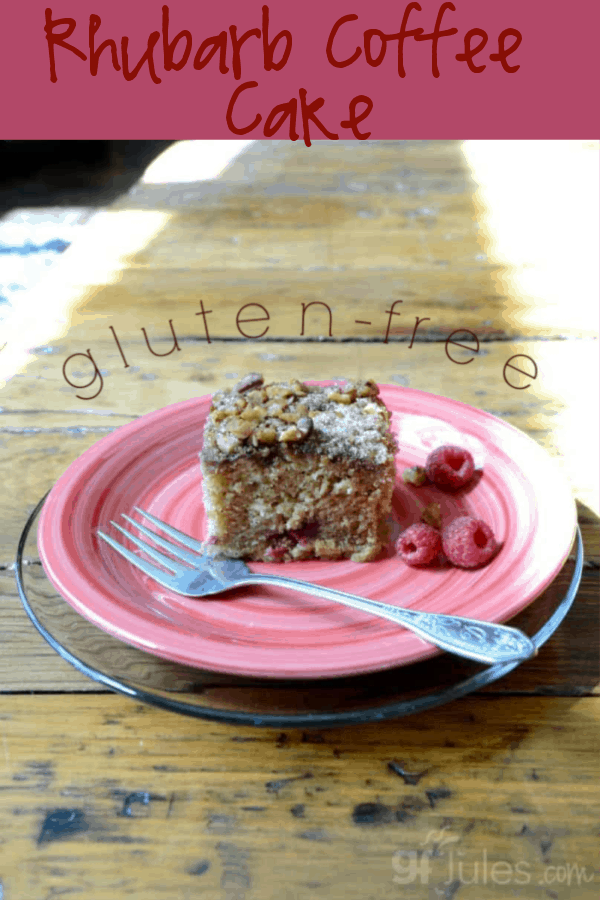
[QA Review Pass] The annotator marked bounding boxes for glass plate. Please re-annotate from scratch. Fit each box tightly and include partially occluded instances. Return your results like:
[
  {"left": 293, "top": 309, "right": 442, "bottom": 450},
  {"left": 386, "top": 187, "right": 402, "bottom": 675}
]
[{"left": 18, "top": 494, "right": 583, "bottom": 729}]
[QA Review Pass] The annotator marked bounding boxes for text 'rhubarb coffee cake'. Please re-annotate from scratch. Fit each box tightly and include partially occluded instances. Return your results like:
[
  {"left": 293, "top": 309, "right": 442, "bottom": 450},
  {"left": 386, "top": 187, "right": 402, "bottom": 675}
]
[{"left": 200, "top": 374, "right": 397, "bottom": 562}]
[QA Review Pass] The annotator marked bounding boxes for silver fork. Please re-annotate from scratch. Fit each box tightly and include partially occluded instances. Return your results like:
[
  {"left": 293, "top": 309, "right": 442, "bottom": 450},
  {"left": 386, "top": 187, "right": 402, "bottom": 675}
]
[{"left": 97, "top": 508, "right": 536, "bottom": 666}]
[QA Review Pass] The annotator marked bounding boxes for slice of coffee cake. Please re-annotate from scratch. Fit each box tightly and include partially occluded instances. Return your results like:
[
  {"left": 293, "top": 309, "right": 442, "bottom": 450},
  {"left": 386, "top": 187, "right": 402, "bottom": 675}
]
[{"left": 200, "top": 374, "right": 397, "bottom": 562}]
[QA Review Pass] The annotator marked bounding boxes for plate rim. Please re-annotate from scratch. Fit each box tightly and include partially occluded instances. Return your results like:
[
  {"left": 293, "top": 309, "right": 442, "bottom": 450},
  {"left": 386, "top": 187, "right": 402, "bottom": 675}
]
[
  {"left": 37, "top": 384, "right": 578, "bottom": 678},
  {"left": 22, "top": 494, "right": 585, "bottom": 727}
]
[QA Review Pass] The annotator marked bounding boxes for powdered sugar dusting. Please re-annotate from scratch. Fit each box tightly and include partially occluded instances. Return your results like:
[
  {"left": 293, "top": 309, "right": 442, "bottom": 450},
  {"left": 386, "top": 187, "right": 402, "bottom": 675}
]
[
  {"left": 202, "top": 377, "right": 396, "bottom": 466},
  {"left": 304, "top": 392, "right": 392, "bottom": 464}
]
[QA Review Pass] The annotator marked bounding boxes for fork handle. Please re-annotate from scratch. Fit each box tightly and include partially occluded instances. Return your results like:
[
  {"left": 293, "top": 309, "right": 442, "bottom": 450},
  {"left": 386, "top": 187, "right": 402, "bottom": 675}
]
[{"left": 241, "top": 574, "right": 535, "bottom": 665}]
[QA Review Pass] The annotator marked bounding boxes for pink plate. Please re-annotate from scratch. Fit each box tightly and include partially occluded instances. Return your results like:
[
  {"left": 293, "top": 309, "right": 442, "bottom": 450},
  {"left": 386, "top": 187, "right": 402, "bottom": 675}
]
[{"left": 37, "top": 386, "right": 577, "bottom": 679}]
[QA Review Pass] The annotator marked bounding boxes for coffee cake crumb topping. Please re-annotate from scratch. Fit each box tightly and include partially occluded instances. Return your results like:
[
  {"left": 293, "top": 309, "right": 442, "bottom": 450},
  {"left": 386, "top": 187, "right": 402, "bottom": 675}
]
[{"left": 202, "top": 375, "right": 395, "bottom": 466}]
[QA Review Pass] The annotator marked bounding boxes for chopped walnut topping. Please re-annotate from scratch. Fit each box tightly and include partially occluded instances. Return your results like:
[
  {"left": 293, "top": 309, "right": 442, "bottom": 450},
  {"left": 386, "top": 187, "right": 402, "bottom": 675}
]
[
  {"left": 289, "top": 379, "right": 308, "bottom": 395},
  {"left": 236, "top": 373, "right": 264, "bottom": 393},
  {"left": 421, "top": 502, "right": 442, "bottom": 529},
  {"left": 356, "top": 379, "right": 379, "bottom": 397},
  {"left": 202, "top": 374, "right": 395, "bottom": 465},
  {"left": 338, "top": 382, "right": 358, "bottom": 401},
  {"left": 216, "top": 432, "right": 241, "bottom": 454},
  {"left": 296, "top": 417, "right": 313, "bottom": 439},
  {"left": 327, "top": 391, "right": 353, "bottom": 404},
  {"left": 267, "top": 401, "right": 287, "bottom": 416},
  {"left": 252, "top": 426, "right": 278, "bottom": 445},
  {"left": 246, "top": 389, "right": 267, "bottom": 404},
  {"left": 279, "top": 402, "right": 309, "bottom": 423},
  {"left": 403, "top": 466, "right": 428, "bottom": 486},
  {"left": 266, "top": 385, "right": 295, "bottom": 400},
  {"left": 240, "top": 405, "right": 267, "bottom": 422},
  {"left": 279, "top": 425, "right": 303, "bottom": 442},
  {"left": 226, "top": 418, "right": 254, "bottom": 439}
]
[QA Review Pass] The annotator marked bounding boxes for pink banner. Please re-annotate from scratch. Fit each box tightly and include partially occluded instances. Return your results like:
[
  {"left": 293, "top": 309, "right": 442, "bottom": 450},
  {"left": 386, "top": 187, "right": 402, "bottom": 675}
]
[{"left": 1, "top": 0, "right": 598, "bottom": 139}]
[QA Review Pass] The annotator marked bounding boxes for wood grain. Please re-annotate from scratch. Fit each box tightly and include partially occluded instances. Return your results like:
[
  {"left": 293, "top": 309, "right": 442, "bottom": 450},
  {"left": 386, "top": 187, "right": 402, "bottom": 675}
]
[
  {"left": 0, "top": 140, "right": 597, "bottom": 900},
  {"left": 0, "top": 694, "right": 598, "bottom": 900},
  {"left": 2, "top": 337, "right": 597, "bottom": 519}
]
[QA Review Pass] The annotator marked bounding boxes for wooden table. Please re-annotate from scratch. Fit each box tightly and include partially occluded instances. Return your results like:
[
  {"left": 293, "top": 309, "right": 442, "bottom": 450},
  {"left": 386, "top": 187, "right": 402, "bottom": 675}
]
[{"left": 1, "top": 140, "right": 598, "bottom": 899}]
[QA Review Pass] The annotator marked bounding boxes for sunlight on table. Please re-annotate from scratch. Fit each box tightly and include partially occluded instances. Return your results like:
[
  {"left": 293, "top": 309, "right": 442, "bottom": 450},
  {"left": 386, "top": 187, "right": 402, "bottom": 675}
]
[
  {"left": 462, "top": 140, "right": 599, "bottom": 515},
  {"left": 462, "top": 140, "right": 599, "bottom": 337},
  {"left": 141, "top": 140, "right": 256, "bottom": 184},
  {"left": 0, "top": 210, "right": 171, "bottom": 389},
  {"left": 0, "top": 141, "right": 259, "bottom": 389}
]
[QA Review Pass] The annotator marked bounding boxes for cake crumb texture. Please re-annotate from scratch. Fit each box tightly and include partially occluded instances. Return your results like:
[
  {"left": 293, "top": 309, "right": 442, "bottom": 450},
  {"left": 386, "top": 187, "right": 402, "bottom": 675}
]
[{"left": 200, "top": 374, "right": 397, "bottom": 562}]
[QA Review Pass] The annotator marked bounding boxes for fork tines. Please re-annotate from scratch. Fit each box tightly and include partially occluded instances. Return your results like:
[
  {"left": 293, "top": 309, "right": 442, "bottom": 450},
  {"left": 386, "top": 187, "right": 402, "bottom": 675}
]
[{"left": 97, "top": 507, "right": 206, "bottom": 577}]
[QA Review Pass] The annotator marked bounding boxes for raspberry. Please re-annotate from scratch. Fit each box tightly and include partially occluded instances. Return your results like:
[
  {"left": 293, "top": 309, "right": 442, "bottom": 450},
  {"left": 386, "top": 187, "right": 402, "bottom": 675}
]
[
  {"left": 264, "top": 543, "right": 289, "bottom": 562},
  {"left": 288, "top": 523, "right": 319, "bottom": 543},
  {"left": 397, "top": 523, "right": 442, "bottom": 566},
  {"left": 425, "top": 445, "right": 475, "bottom": 491},
  {"left": 442, "top": 516, "right": 497, "bottom": 568}
]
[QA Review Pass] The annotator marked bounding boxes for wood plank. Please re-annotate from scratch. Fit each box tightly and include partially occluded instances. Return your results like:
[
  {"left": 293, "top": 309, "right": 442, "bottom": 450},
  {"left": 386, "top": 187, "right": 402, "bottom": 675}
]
[
  {"left": 0, "top": 430, "right": 111, "bottom": 562},
  {"left": 61, "top": 192, "right": 590, "bottom": 339},
  {"left": 124, "top": 140, "right": 473, "bottom": 192},
  {"left": 75, "top": 262, "right": 515, "bottom": 342},
  {"left": 3, "top": 141, "right": 587, "bottom": 354},
  {"left": 102, "top": 139, "right": 596, "bottom": 340},
  {"left": 1, "top": 338, "right": 597, "bottom": 514},
  {"left": 0, "top": 694, "right": 598, "bottom": 900}
]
